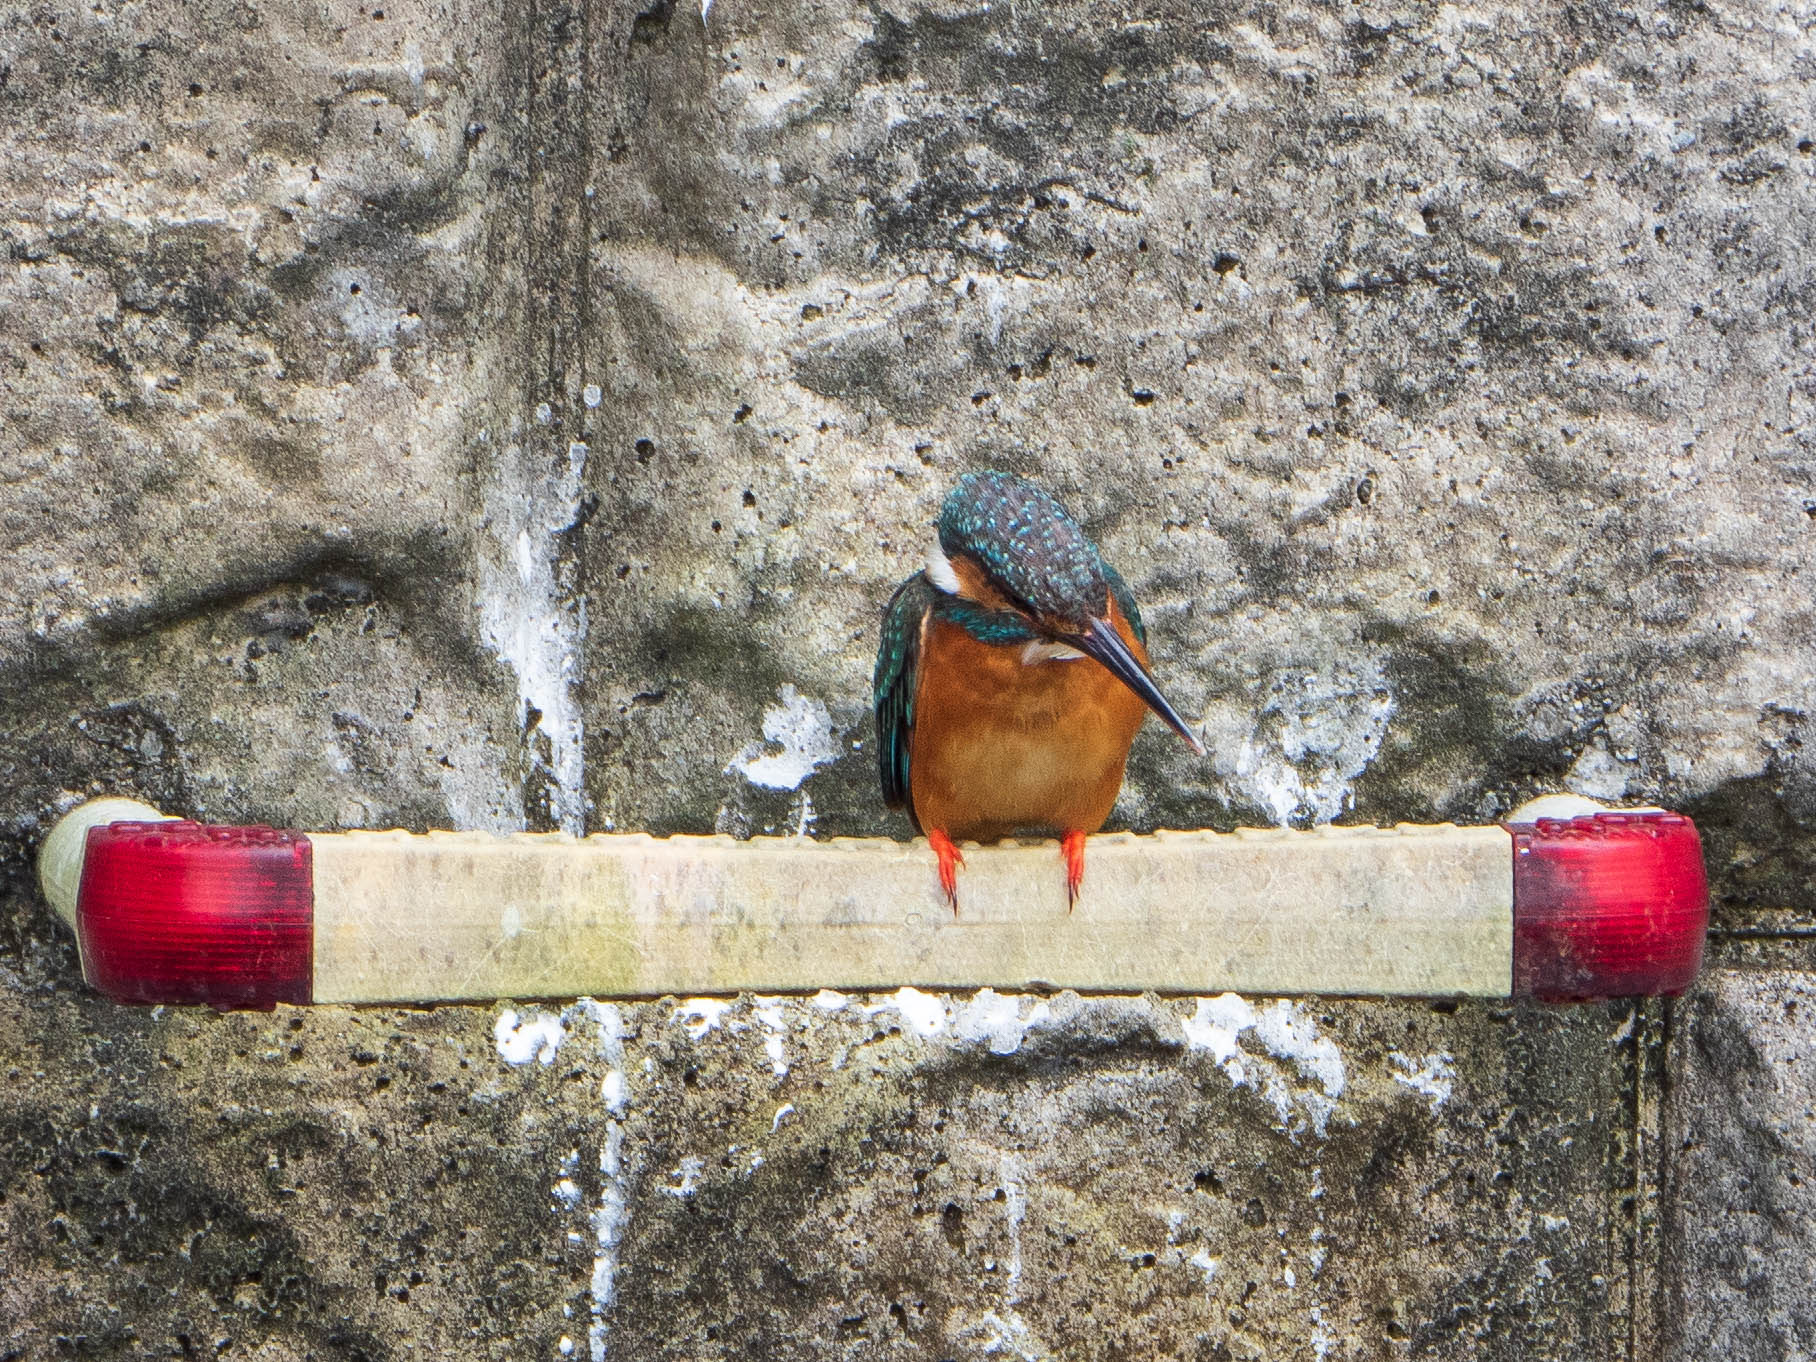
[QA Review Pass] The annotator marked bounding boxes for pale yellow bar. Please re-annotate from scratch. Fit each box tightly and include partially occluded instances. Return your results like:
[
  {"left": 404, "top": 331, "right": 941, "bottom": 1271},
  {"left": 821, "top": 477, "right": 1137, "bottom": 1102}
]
[{"left": 308, "top": 825, "right": 1514, "bottom": 1003}]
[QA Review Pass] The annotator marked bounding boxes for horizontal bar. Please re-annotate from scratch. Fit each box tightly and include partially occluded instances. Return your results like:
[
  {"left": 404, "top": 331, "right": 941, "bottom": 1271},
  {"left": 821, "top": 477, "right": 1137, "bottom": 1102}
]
[
  {"left": 40, "top": 798, "right": 1709, "bottom": 1007},
  {"left": 309, "top": 823, "right": 1515, "bottom": 1002}
]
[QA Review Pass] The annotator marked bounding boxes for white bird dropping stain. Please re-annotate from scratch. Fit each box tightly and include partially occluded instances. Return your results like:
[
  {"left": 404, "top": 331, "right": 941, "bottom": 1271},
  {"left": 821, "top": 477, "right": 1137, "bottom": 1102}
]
[
  {"left": 873, "top": 987, "right": 946, "bottom": 1038},
  {"left": 1210, "top": 659, "right": 1395, "bottom": 826},
  {"left": 733, "top": 684, "right": 840, "bottom": 790},
  {"left": 952, "top": 989, "right": 1052, "bottom": 1055},
  {"left": 1390, "top": 1051, "right": 1456, "bottom": 1110},
  {"left": 754, "top": 996, "right": 790, "bottom": 1077},
  {"left": 477, "top": 432, "right": 589, "bottom": 835},
  {"left": 1189, "top": 1249, "right": 1220, "bottom": 1288},
  {"left": 579, "top": 1001, "right": 630, "bottom": 1362},
  {"left": 495, "top": 1008, "right": 567, "bottom": 1066},
  {"left": 498, "top": 1003, "right": 631, "bottom": 1361},
  {"left": 969, "top": 1153, "right": 1052, "bottom": 1359},
  {"left": 673, "top": 998, "right": 735, "bottom": 1039},
  {"left": 1182, "top": 995, "right": 1348, "bottom": 1138},
  {"left": 1182, "top": 993, "right": 1256, "bottom": 1077}
]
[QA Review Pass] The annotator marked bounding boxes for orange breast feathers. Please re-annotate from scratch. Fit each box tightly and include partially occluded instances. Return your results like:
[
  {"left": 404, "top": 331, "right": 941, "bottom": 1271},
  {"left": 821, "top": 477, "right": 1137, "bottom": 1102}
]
[{"left": 908, "top": 597, "right": 1150, "bottom": 843}]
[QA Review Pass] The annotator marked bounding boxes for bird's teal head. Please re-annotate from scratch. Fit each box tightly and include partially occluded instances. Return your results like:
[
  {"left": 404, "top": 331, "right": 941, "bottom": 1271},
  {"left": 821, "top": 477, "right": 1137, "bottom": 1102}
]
[
  {"left": 927, "top": 471, "right": 1203, "bottom": 753},
  {"left": 934, "top": 470, "right": 1109, "bottom": 630}
]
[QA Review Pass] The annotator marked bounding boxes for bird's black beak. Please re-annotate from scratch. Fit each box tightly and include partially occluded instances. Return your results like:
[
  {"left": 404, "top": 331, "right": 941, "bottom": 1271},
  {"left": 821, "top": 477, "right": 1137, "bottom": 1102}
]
[{"left": 1072, "top": 618, "right": 1205, "bottom": 755}]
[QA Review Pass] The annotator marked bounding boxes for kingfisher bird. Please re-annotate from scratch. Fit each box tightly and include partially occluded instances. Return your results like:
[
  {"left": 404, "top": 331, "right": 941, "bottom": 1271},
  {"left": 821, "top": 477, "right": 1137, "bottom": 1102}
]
[{"left": 874, "top": 470, "right": 1203, "bottom": 910}]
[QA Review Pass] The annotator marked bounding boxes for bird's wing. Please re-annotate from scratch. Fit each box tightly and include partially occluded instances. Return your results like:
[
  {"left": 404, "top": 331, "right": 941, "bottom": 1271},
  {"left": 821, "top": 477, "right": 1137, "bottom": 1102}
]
[
  {"left": 873, "top": 571, "right": 936, "bottom": 822},
  {"left": 1102, "top": 561, "right": 1147, "bottom": 646}
]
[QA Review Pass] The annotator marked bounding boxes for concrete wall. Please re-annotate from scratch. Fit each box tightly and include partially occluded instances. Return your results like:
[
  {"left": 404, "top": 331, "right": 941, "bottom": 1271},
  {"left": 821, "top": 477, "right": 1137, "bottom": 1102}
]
[{"left": 2, "top": 0, "right": 1813, "bottom": 1356}]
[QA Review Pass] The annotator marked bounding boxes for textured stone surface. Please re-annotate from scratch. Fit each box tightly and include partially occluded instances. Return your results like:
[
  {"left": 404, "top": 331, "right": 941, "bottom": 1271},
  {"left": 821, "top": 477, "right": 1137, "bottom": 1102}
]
[
  {"left": 4, "top": 0, "right": 1816, "bottom": 1356},
  {"left": 610, "top": 990, "right": 1657, "bottom": 1362},
  {"left": 1665, "top": 969, "right": 1816, "bottom": 1362},
  {"left": 575, "top": 0, "right": 1816, "bottom": 900},
  {"left": 1, "top": 0, "right": 531, "bottom": 838},
  {"left": 0, "top": 994, "right": 598, "bottom": 1359},
  {"left": 9, "top": 0, "right": 1812, "bottom": 866},
  {"left": 2, "top": 981, "right": 1662, "bottom": 1360}
]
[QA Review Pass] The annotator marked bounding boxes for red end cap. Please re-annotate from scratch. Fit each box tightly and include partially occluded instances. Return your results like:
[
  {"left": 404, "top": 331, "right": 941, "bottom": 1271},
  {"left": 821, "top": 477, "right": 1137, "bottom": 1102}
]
[
  {"left": 77, "top": 821, "right": 313, "bottom": 1009},
  {"left": 1509, "top": 812, "right": 1708, "bottom": 1002}
]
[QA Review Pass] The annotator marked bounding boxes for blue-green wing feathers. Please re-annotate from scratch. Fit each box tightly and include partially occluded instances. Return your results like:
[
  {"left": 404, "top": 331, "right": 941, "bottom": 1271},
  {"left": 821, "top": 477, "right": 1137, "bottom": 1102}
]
[{"left": 874, "top": 572, "right": 935, "bottom": 822}]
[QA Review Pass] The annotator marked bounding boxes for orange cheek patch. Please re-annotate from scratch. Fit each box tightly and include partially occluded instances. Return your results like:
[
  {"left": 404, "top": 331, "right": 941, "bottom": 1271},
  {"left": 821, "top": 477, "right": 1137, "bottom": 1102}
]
[{"left": 950, "top": 554, "right": 1014, "bottom": 611}]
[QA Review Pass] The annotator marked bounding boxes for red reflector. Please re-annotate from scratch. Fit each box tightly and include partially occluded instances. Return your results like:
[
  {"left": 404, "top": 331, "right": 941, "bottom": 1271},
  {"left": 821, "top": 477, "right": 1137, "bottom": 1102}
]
[
  {"left": 1509, "top": 812, "right": 1707, "bottom": 1001},
  {"left": 77, "top": 821, "right": 313, "bottom": 1009}
]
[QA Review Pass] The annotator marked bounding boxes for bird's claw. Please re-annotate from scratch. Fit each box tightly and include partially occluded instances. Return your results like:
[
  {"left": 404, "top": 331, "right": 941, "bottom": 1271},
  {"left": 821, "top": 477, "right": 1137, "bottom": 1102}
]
[
  {"left": 928, "top": 829, "right": 964, "bottom": 915},
  {"left": 1061, "top": 829, "right": 1086, "bottom": 912}
]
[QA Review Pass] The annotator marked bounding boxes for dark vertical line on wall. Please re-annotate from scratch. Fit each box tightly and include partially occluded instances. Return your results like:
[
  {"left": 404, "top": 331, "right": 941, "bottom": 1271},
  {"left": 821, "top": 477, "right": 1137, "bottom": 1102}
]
[
  {"left": 466, "top": 0, "right": 536, "bottom": 829},
  {"left": 528, "top": 0, "right": 581, "bottom": 410},
  {"left": 576, "top": 0, "right": 596, "bottom": 371},
  {"left": 1653, "top": 996, "right": 1692, "bottom": 1362},
  {"left": 1638, "top": 999, "right": 1668, "bottom": 1362},
  {"left": 523, "top": 0, "right": 557, "bottom": 833},
  {"left": 568, "top": 0, "right": 598, "bottom": 756},
  {"left": 512, "top": 0, "right": 598, "bottom": 833},
  {"left": 1606, "top": 997, "right": 1668, "bottom": 1362},
  {"left": 1603, "top": 999, "right": 1640, "bottom": 1361},
  {"left": 554, "top": 0, "right": 598, "bottom": 827}
]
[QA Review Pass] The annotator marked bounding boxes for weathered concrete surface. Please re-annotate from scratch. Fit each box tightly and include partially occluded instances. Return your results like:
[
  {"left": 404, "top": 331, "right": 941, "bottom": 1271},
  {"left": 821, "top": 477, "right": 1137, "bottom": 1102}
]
[
  {"left": 2, "top": 981, "right": 1660, "bottom": 1360},
  {"left": 577, "top": 0, "right": 1816, "bottom": 897},
  {"left": 613, "top": 991, "right": 1663, "bottom": 1361},
  {"left": 0, "top": 0, "right": 533, "bottom": 837},
  {"left": 3, "top": 0, "right": 1815, "bottom": 1356},
  {"left": 0, "top": 995, "right": 598, "bottom": 1359},
  {"left": 1665, "top": 969, "right": 1816, "bottom": 1362}
]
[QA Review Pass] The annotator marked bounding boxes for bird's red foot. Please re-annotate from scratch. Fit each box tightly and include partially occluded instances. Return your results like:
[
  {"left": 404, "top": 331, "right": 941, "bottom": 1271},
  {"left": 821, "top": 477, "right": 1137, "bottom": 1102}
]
[
  {"left": 1062, "top": 829, "right": 1086, "bottom": 911},
  {"left": 928, "top": 828, "right": 964, "bottom": 914}
]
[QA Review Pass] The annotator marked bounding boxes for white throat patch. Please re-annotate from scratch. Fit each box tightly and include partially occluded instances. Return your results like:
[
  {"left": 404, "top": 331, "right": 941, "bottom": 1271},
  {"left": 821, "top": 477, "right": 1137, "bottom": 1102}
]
[
  {"left": 1021, "top": 639, "right": 1086, "bottom": 664},
  {"left": 928, "top": 537, "right": 1078, "bottom": 664},
  {"left": 926, "top": 538, "right": 962, "bottom": 595}
]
